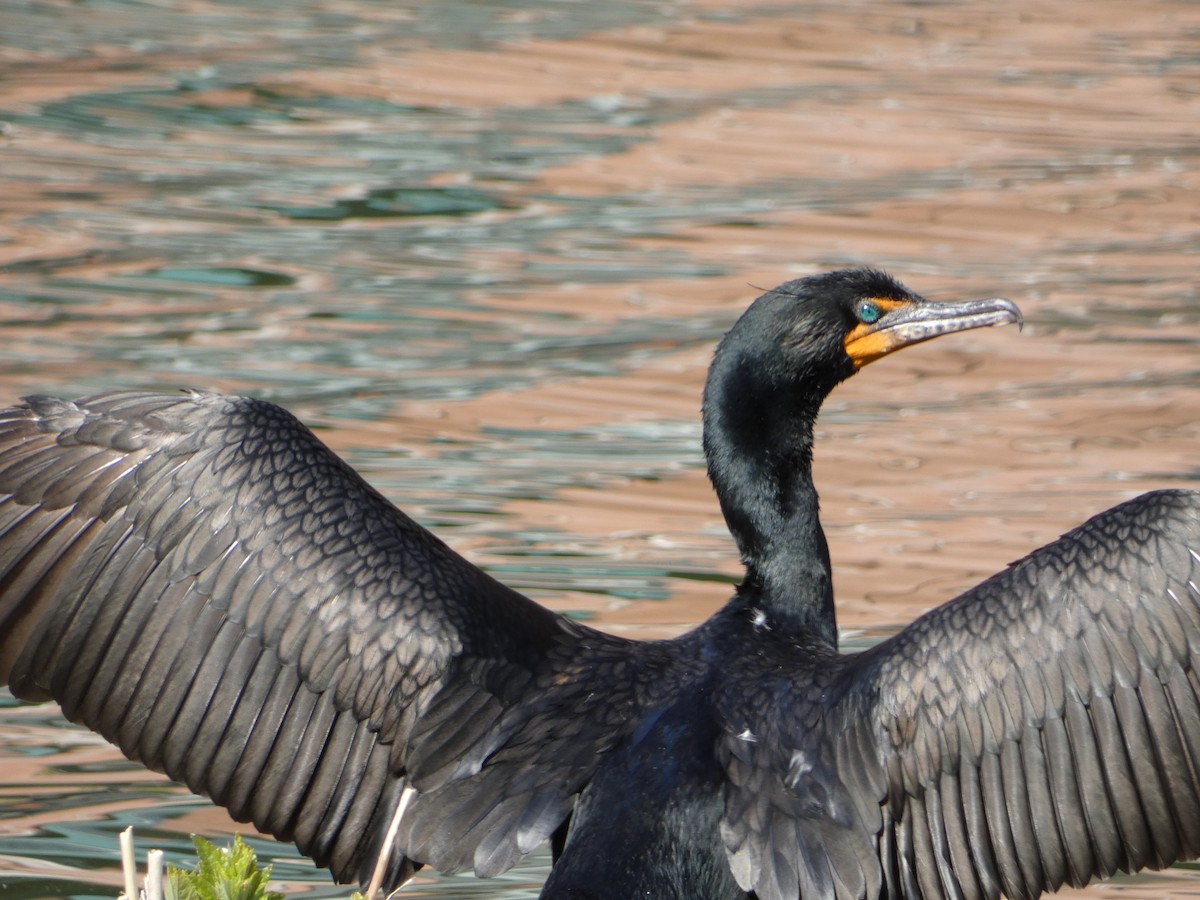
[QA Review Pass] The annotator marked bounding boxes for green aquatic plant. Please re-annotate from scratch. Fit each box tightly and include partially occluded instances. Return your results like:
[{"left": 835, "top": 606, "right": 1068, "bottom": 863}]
[
  {"left": 163, "top": 835, "right": 285, "bottom": 900},
  {"left": 119, "top": 828, "right": 366, "bottom": 900}
]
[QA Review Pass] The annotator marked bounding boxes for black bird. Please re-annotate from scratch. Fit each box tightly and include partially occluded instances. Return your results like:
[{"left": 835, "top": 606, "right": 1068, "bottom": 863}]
[{"left": 1, "top": 269, "right": 1198, "bottom": 900}]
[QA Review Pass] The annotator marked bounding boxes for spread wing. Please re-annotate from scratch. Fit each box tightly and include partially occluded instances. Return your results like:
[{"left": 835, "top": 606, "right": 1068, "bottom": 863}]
[
  {"left": 720, "top": 489, "right": 1200, "bottom": 899},
  {"left": 0, "top": 391, "right": 653, "bottom": 890}
]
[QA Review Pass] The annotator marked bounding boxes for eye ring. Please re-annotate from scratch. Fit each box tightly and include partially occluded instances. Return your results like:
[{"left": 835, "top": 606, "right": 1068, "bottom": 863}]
[{"left": 856, "top": 300, "right": 883, "bottom": 325}]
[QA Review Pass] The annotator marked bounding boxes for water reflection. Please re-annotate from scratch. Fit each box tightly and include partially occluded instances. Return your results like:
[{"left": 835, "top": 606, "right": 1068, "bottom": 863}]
[{"left": 1, "top": 0, "right": 1198, "bottom": 896}]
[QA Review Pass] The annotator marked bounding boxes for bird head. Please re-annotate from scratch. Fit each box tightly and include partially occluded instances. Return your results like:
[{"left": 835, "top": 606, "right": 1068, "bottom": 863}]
[{"left": 705, "top": 269, "right": 1022, "bottom": 423}]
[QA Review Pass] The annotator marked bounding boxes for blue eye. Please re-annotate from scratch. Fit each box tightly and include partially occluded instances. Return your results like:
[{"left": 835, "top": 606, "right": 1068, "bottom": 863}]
[{"left": 857, "top": 300, "right": 882, "bottom": 324}]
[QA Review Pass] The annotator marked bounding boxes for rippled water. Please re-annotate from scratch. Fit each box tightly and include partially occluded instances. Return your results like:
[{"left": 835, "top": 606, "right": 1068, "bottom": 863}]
[{"left": 1, "top": 0, "right": 1198, "bottom": 897}]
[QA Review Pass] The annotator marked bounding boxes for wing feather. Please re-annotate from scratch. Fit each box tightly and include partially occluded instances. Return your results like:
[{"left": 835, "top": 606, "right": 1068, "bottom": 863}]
[
  {"left": 1041, "top": 712, "right": 1088, "bottom": 885},
  {"left": 907, "top": 789, "right": 946, "bottom": 899},
  {"left": 1024, "top": 719, "right": 1064, "bottom": 889},
  {"left": 937, "top": 768, "right": 980, "bottom": 899}
]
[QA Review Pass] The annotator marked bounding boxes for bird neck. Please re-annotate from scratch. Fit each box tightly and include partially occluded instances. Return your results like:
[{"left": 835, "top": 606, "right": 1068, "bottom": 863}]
[{"left": 704, "top": 395, "right": 837, "bottom": 646}]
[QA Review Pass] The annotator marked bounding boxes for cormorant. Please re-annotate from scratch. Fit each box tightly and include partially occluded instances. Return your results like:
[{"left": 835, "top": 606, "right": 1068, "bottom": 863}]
[{"left": 1, "top": 269, "right": 1198, "bottom": 900}]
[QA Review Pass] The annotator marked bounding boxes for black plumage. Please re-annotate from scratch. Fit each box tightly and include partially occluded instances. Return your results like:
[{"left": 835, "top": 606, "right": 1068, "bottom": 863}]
[{"left": 1, "top": 268, "right": 1198, "bottom": 899}]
